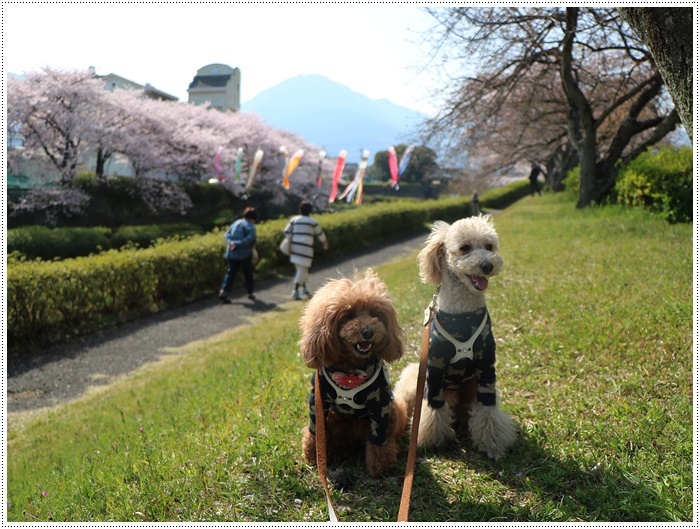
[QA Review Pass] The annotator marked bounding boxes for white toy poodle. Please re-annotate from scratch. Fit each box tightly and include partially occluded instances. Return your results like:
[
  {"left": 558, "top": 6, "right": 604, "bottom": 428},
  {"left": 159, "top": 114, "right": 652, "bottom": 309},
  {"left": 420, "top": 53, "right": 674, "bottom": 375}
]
[{"left": 395, "top": 215, "right": 518, "bottom": 459}]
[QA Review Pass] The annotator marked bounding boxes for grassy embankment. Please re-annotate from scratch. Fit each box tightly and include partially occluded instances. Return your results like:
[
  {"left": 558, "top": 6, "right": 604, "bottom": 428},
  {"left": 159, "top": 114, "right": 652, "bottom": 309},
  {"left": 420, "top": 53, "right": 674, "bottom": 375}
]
[{"left": 7, "top": 193, "right": 693, "bottom": 522}]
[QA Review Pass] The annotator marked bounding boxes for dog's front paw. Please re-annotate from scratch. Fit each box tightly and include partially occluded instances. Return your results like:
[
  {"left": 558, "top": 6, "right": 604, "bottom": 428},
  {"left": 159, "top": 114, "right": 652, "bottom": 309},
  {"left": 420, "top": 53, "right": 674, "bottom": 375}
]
[
  {"left": 365, "top": 441, "right": 398, "bottom": 477},
  {"left": 417, "top": 401, "right": 455, "bottom": 448},
  {"left": 468, "top": 403, "right": 518, "bottom": 459},
  {"left": 301, "top": 427, "right": 317, "bottom": 466}
]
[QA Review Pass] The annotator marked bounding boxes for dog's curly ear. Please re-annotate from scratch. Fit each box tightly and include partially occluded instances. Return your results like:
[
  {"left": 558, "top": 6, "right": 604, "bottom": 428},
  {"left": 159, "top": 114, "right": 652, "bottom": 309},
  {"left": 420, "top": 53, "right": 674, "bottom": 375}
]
[
  {"left": 298, "top": 295, "right": 327, "bottom": 369},
  {"left": 418, "top": 221, "right": 449, "bottom": 285},
  {"left": 298, "top": 278, "right": 349, "bottom": 369},
  {"left": 357, "top": 269, "right": 405, "bottom": 363},
  {"left": 377, "top": 300, "right": 406, "bottom": 363}
]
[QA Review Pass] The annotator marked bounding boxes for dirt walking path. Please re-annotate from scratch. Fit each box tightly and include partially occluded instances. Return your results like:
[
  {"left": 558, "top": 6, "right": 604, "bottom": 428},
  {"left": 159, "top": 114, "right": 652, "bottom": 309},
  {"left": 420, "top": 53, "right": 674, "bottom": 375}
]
[{"left": 7, "top": 231, "right": 429, "bottom": 418}]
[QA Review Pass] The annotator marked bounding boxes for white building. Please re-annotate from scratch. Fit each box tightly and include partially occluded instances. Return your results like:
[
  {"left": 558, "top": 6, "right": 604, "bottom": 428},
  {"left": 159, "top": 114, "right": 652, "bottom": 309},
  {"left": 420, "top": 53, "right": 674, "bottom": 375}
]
[{"left": 187, "top": 63, "right": 241, "bottom": 112}]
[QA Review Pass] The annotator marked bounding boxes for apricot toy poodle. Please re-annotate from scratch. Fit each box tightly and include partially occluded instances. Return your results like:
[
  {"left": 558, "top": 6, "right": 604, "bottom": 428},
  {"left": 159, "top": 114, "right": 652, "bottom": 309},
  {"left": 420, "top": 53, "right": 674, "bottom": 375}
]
[{"left": 299, "top": 268, "right": 408, "bottom": 477}]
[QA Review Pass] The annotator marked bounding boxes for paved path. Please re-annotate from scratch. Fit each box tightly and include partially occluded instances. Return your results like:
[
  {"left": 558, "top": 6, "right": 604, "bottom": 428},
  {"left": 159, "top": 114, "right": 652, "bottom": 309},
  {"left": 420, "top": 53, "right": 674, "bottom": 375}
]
[{"left": 7, "top": 231, "right": 429, "bottom": 415}]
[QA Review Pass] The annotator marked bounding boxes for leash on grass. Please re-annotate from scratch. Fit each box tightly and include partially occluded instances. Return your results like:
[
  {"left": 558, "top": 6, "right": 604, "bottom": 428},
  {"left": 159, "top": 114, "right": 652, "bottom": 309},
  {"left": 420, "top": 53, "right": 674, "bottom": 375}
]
[
  {"left": 313, "top": 294, "right": 436, "bottom": 523},
  {"left": 397, "top": 294, "right": 435, "bottom": 522},
  {"left": 314, "top": 372, "right": 339, "bottom": 522}
]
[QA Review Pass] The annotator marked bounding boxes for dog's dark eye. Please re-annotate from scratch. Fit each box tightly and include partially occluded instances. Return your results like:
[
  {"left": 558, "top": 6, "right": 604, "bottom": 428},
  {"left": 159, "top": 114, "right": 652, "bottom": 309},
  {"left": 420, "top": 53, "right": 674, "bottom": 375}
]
[
  {"left": 485, "top": 244, "right": 493, "bottom": 251},
  {"left": 339, "top": 312, "right": 355, "bottom": 326},
  {"left": 460, "top": 244, "right": 472, "bottom": 253}
]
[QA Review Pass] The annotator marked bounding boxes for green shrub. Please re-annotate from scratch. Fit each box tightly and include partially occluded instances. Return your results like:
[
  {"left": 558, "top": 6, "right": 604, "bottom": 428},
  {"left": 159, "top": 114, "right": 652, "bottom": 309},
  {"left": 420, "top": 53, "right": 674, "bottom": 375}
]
[
  {"left": 110, "top": 223, "right": 204, "bottom": 249},
  {"left": 71, "top": 175, "right": 141, "bottom": 225},
  {"left": 7, "top": 226, "right": 112, "bottom": 260},
  {"left": 563, "top": 167, "right": 580, "bottom": 197},
  {"left": 615, "top": 146, "right": 693, "bottom": 223},
  {"left": 479, "top": 179, "right": 531, "bottom": 209},
  {"left": 8, "top": 248, "right": 158, "bottom": 350},
  {"left": 207, "top": 208, "right": 237, "bottom": 227},
  {"left": 7, "top": 223, "right": 205, "bottom": 260},
  {"left": 73, "top": 170, "right": 98, "bottom": 189}
]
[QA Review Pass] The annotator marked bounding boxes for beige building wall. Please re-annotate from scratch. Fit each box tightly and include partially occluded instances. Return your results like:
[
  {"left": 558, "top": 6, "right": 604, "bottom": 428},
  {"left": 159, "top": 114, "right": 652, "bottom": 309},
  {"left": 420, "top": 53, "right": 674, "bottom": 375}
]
[
  {"left": 187, "top": 63, "right": 241, "bottom": 112},
  {"left": 95, "top": 69, "right": 178, "bottom": 102}
]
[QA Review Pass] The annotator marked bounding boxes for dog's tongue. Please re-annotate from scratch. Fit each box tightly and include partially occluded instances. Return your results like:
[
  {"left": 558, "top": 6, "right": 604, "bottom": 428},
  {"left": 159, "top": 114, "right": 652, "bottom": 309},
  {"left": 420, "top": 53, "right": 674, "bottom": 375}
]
[{"left": 472, "top": 275, "right": 489, "bottom": 290}]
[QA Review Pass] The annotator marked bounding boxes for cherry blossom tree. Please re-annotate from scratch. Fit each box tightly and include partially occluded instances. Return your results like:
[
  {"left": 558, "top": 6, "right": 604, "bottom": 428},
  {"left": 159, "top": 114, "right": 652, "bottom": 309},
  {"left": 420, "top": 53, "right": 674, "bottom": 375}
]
[
  {"left": 421, "top": 7, "right": 681, "bottom": 207},
  {"left": 106, "top": 85, "right": 323, "bottom": 191},
  {"left": 7, "top": 67, "right": 108, "bottom": 185},
  {"left": 8, "top": 187, "right": 91, "bottom": 227},
  {"left": 8, "top": 67, "right": 329, "bottom": 223}
]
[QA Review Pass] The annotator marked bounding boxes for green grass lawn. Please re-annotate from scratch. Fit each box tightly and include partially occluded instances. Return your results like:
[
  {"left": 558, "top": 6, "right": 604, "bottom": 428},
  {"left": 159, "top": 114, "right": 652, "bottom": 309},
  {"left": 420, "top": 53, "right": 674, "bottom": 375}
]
[{"left": 7, "top": 194, "right": 693, "bottom": 522}]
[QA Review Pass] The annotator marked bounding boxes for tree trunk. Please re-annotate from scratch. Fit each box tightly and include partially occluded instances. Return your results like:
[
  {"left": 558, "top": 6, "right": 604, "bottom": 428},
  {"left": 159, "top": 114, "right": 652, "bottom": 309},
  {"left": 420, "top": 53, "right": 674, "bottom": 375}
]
[
  {"left": 96, "top": 147, "right": 112, "bottom": 179},
  {"left": 577, "top": 134, "right": 600, "bottom": 207},
  {"left": 618, "top": 7, "right": 693, "bottom": 142},
  {"left": 545, "top": 142, "right": 579, "bottom": 191},
  {"left": 561, "top": 8, "right": 602, "bottom": 208},
  {"left": 60, "top": 139, "right": 78, "bottom": 186}
]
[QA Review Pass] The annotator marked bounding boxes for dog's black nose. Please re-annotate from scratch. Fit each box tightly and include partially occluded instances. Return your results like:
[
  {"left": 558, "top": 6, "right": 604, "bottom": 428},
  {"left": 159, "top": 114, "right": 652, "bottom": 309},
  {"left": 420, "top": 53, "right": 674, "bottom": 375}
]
[
  {"left": 361, "top": 327, "right": 375, "bottom": 340},
  {"left": 480, "top": 262, "right": 494, "bottom": 275}
]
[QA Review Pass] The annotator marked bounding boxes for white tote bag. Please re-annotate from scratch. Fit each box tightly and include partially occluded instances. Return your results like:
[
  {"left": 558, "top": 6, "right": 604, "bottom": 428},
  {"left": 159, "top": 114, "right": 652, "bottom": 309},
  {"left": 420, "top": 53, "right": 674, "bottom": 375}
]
[
  {"left": 279, "top": 219, "right": 295, "bottom": 256},
  {"left": 279, "top": 235, "right": 291, "bottom": 256}
]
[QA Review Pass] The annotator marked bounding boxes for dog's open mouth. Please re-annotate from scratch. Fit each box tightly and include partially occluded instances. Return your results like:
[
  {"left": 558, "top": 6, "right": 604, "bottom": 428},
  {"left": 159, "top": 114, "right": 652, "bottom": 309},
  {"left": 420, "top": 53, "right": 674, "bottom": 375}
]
[
  {"left": 468, "top": 274, "right": 489, "bottom": 291},
  {"left": 355, "top": 341, "right": 373, "bottom": 354}
]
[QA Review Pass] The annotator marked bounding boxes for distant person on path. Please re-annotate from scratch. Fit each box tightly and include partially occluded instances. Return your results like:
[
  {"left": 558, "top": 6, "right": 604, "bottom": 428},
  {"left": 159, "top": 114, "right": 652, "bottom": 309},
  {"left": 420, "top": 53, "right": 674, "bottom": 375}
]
[
  {"left": 284, "top": 201, "right": 328, "bottom": 300},
  {"left": 219, "top": 207, "right": 258, "bottom": 304},
  {"left": 529, "top": 162, "right": 543, "bottom": 196},
  {"left": 471, "top": 192, "right": 481, "bottom": 216}
]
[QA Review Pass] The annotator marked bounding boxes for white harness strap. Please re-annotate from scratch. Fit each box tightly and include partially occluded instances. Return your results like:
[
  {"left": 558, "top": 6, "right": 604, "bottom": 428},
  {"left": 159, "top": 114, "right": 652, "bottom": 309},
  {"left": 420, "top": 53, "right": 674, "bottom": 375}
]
[
  {"left": 322, "top": 363, "right": 385, "bottom": 409},
  {"left": 433, "top": 310, "right": 489, "bottom": 363}
]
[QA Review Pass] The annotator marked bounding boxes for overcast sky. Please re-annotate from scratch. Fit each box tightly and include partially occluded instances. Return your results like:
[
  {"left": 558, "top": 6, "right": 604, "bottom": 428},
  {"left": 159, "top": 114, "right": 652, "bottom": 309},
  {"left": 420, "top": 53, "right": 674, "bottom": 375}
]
[{"left": 4, "top": 3, "right": 444, "bottom": 115}]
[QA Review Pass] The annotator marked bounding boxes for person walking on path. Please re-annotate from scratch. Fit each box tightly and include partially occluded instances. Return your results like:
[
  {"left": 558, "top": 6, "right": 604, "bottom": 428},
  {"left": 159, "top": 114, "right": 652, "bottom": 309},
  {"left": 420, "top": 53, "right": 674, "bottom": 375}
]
[
  {"left": 529, "top": 161, "right": 543, "bottom": 196},
  {"left": 471, "top": 192, "right": 481, "bottom": 216},
  {"left": 219, "top": 207, "right": 258, "bottom": 304},
  {"left": 284, "top": 201, "right": 328, "bottom": 300}
]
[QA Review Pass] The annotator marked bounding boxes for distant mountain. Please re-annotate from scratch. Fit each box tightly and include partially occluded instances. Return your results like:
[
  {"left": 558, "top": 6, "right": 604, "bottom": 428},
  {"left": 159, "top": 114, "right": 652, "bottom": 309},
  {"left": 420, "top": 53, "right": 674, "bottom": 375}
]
[{"left": 241, "top": 75, "right": 428, "bottom": 163}]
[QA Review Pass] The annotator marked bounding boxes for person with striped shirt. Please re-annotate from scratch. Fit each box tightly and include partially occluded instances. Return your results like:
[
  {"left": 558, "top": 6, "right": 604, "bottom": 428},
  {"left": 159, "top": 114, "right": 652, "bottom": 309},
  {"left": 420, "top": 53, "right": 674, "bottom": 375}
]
[{"left": 284, "top": 202, "right": 329, "bottom": 300}]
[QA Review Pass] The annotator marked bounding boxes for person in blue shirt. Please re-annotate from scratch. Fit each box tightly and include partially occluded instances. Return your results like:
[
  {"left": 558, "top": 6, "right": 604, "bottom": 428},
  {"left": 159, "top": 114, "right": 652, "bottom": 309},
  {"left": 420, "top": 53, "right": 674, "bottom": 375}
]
[{"left": 219, "top": 207, "right": 258, "bottom": 303}]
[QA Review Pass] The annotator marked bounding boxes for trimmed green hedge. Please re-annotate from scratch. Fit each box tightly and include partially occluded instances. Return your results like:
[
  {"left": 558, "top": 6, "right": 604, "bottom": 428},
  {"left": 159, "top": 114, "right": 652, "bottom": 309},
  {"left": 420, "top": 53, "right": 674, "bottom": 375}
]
[
  {"left": 8, "top": 234, "right": 225, "bottom": 354},
  {"left": 8, "top": 223, "right": 205, "bottom": 260},
  {"left": 478, "top": 178, "right": 533, "bottom": 209},
  {"left": 7, "top": 226, "right": 113, "bottom": 261},
  {"left": 8, "top": 183, "right": 528, "bottom": 355},
  {"left": 110, "top": 223, "right": 204, "bottom": 249}
]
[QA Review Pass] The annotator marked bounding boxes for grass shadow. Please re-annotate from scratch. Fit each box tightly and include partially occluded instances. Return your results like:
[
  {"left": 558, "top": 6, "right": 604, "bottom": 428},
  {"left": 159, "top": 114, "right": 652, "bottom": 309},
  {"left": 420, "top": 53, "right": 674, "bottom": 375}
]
[
  {"left": 313, "top": 452, "right": 454, "bottom": 522},
  {"left": 402, "top": 427, "right": 684, "bottom": 522}
]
